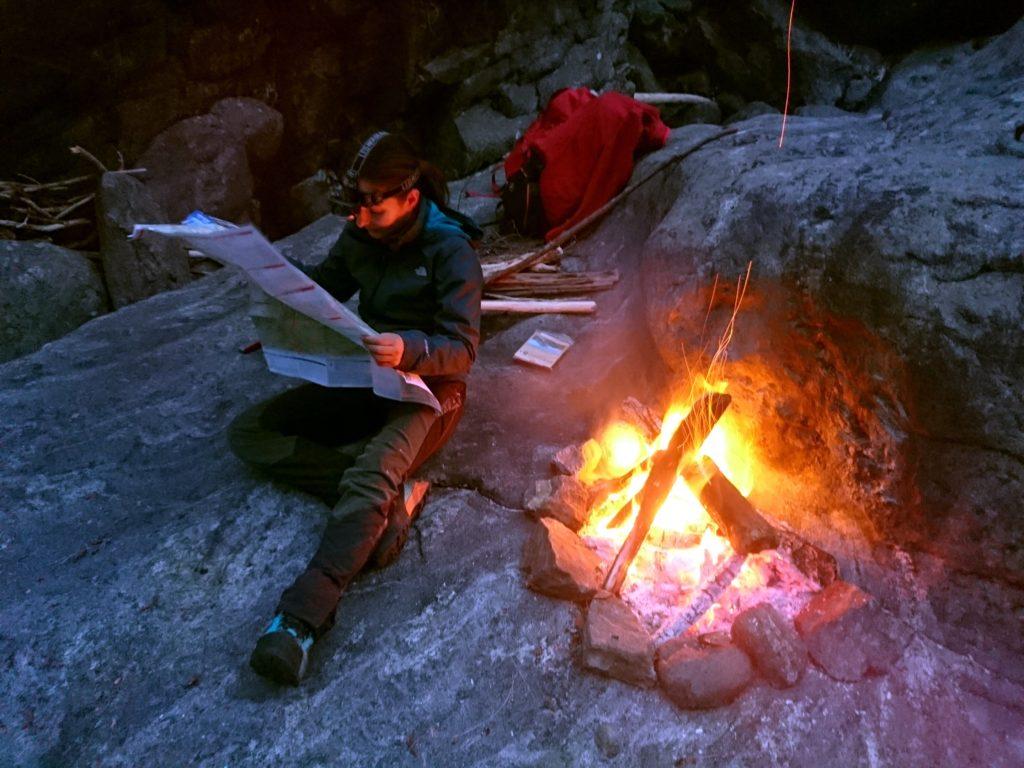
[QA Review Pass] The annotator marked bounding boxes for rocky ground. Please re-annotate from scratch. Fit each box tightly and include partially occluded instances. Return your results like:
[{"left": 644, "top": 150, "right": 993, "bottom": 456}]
[{"left": 3, "top": 17, "right": 1024, "bottom": 768}]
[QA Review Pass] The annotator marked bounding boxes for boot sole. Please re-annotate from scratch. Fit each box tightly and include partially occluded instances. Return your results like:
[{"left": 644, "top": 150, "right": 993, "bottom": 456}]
[{"left": 250, "top": 632, "right": 307, "bottom": 686}]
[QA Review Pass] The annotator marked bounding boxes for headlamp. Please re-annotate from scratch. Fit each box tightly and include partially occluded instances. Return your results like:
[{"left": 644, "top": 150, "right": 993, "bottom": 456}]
[{"left": 329, "top": 131, "right": 421, "bottom": 218}]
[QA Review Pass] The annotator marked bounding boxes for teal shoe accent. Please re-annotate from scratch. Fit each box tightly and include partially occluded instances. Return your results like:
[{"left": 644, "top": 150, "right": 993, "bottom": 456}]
[{"left": 250, "top": 612, "right": 314, "bottom": 684}]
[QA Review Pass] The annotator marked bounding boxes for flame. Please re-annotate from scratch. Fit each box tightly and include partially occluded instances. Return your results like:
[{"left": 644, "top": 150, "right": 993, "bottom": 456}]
[{"left": 600, "top": 423, "right": 645, "bottom": 478}]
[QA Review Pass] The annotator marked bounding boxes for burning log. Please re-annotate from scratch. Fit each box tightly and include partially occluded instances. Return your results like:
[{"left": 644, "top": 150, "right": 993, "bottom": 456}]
[
  {"left": 697, "top": 458, "right": 779, "bottom": 556},
  {"left": 603, "top": 393, "right": 732, "bottom": 595}
]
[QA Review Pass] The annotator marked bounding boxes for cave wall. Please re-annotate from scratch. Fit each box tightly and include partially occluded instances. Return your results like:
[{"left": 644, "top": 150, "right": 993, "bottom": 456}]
[{"left": 4, "top": 0, "right": 1019, "bottom": 238}]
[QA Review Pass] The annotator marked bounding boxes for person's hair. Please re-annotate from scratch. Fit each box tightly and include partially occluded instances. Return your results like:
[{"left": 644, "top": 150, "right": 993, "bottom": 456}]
[{"left": 358, "top": 133, "right": 448, "bottom": 207}]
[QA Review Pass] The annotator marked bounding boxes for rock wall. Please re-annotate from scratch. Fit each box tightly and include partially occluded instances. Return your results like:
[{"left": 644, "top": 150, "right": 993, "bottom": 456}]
[
  {"left": 5, "top": 1, "right": 1018, "bottom": 238},
  {"left": 639, "top": 21, "right": 1024, "bottom": 676}
]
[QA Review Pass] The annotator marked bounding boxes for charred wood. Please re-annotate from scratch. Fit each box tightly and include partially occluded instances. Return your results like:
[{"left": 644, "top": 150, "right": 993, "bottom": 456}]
[
  {"left": 603, "top": 393, "right": 732, "bottom": 594},
  {"left": 697, "top": 458, "right": 780, "bottom": 555}
]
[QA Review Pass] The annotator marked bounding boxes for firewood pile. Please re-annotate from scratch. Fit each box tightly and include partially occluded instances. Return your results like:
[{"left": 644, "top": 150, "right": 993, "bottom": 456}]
[
  {"left": 0, "top": 147, "right": 142, "bottom": 251},
  {"left": 0, "top": 174, "right": 97, "bottom": 249},
  {"left": 477, "top": 236, "right": 618, "bottom": 316},
  {"left": 521, "top": 393, "right": 910, "bottom": 710}
]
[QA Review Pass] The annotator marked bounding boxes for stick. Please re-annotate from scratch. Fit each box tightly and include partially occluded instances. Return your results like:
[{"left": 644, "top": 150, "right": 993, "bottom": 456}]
[
  {"left": 697, "top": 457, "right": 779, "bottom": 555},
  {"left": 481, "top": 299, "right": 595, "bottom": 315},
  {"left": 69, "top": 145, "right": 108, "bottom": 173},
  {"left": 0, "top": 217, "right": 91, "bottom": 232},
  {"left": 481, "top": 260, "right": 559, "bottom": 279},
  {"left": 55, "top": 193, "right": 95, "bottom": 220},
  {"left": 484, "top": 127, "right": 738, "bottom": 285},
  {"left": 633, "top": 92, "right": 716, "bottom": 106},
  {"left": 603, "top": 393, "right": 731, "bottom": 594},
  {"left": 485, "top": 270, "right": 619, "bottom": 297}
]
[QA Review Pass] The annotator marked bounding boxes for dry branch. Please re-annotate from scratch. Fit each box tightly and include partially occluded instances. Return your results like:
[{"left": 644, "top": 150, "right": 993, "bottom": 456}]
[
  {"left": 484, "top": 127, "right": 738, "bottom": 285},
  {"left": 603, "top": 392, "right": 732, "bottom": 594},
  {"left": 0, "top": 217, "right": 91, "bottom": 233},
  {"left": 481, "top": 299, "right": 595, "bottom": 315},
  {"left": 485, "top": 270, "right": 619, "bottom": 297},
  {"left": 633, "top": 92, "right": 716, "bottom": 106},
  {"left": 481, "top": 259, "right": 558, "bottom": 279}
]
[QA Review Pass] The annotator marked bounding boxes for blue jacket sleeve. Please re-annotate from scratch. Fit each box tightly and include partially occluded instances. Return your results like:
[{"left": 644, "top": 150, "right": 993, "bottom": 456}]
[
  {"left": 396, "top": 239, "right": 482, "bottom": 376},
  {"left": 288, "top": 235, "right": 359, "bottom": 303}
]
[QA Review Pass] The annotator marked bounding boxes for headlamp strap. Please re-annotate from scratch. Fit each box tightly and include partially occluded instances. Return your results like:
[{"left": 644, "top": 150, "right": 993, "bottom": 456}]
[{"left": 345, "top": 131, "right": 389, "bottom": 188}]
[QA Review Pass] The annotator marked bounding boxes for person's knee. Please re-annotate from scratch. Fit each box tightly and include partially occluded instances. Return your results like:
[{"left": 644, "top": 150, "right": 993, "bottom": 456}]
[{"left": 227, "top": 405, "right": 290, "bottom": 466}]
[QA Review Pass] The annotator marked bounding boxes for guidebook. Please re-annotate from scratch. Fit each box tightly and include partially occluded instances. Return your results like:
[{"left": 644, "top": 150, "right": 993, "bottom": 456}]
[
  {"left": 513, "top": 330, "right": 574, "bottom": 369},
  {"left": 130, "top": 212, "right": 441, "bottom": 414}
]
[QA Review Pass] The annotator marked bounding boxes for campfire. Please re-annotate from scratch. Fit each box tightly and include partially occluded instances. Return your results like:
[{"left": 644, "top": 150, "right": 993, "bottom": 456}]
[
  {"left": 520, "top": 282, "right": 907, "bottom": 708},
  {"left": 576, "top": 387, "right": 819, "bottom": 639}
]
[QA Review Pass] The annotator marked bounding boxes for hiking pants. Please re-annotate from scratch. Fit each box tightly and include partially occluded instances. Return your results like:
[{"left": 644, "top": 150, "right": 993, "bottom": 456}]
[{"left": 228, "top": 381, "right": 465, "bottom": 635}]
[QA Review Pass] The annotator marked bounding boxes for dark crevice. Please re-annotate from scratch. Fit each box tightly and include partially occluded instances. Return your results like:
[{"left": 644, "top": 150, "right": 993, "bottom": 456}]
[{"left": 908, "top": 427, "right": 1024, "bottom": 468}]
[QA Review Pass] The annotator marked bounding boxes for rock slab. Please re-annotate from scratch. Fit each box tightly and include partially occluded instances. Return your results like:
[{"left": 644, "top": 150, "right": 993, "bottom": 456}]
[
  {"left": 795, "top": 580, "right": 905, "bottom": 682},
  {"left": 580, "top": 594, "right": 656, "bottom": 688},
  {"left": 522, "top": 517, "right": 603, "bottom": 601},
  {"left": 97, "top": 171, "right": 191, "bottom": 308},
  {"left": 731, "top": 602, "right": 807, "bottom": 688},
  {"left": 656, "top": 636, "right": 754, "bottom": 710}
]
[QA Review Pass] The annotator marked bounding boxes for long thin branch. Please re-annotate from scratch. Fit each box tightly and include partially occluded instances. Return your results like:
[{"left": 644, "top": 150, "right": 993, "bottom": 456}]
[
  {"left": 0, "top": 217, "right": 91, "bottom": 232},
  {"left": 69, "top": 145, "right": 108, "bottom": 173},
  {"left": 484, "top": 127, "right": 738, "bottom": 285}
]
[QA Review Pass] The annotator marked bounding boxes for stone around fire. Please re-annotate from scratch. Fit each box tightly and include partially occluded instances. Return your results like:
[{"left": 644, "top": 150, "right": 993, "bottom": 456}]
[
  {"left": 523, "top": 475, "right": 592, "bottom": 531},
  {"left": 731, "top": 602, "right": 808, "bottom": 689},
  {"left": 656, "top": 636, "right": 754, "bottom": 710},
  {"left": 521, "top": 517, "right": 603, "bottom": 601},
  {"left": 551, "top": 439, "right": 602, "bottom": 477},
  {"left": 795, "top": 580, "right": 906, "bottom": 682},
  {"left": 580, "top": 594, "right": 657, "bottom": 689},
  {"left": 790, "top": 541, "right": 840, "bottom": 587}
]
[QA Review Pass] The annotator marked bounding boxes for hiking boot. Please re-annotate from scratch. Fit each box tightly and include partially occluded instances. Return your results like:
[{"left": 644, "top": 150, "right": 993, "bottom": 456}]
[
  {"left": 250, "top": 612, "right": 315, "bottom": 685},
  {"left": 369, "top": 480, "right": 430, "bottom": 569}
]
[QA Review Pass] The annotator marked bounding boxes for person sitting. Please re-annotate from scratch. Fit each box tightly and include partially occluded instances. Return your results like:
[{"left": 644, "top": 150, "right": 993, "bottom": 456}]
[{"left": 229, "top": 131, "right": 483, "bottom": 685}]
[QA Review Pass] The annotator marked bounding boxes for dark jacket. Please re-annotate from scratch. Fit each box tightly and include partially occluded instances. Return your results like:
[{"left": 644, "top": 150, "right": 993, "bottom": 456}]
[{"left": 304, "top": 200, "right": 483, "bottom": 386}]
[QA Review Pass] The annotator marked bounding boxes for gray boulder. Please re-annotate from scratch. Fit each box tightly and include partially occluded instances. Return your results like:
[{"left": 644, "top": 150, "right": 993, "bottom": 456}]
[
  {"left": 96, "top": 171, "right": 191, "bottom": 309},
  {"left": 496, "top": 82, "right": 539, "bottom": 118},
  {"left": 209, "top": 97, "right": 284, "bottom": 166},
  {"left": 283, "top": 170, "right": 334, "bottom": 232},
  {"left": 0, "top": 240, "right": 108, "bottom": 363},
  {"left": 452, "top": 104, "right": 532, "bottom": 174},
  {"left": 137, "top": 113, "right": 254, "bottom": 223}
]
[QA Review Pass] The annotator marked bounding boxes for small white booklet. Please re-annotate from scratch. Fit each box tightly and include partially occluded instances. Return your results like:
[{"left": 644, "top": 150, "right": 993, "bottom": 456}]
[
  {"left": 513, "top": 330, "right": 574, "bottom": 369},
  {"left": 130, "top": 212, "right": 441, "bottom": 414}
]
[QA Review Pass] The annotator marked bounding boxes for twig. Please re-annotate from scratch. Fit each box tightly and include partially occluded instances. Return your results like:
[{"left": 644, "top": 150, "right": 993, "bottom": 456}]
[
  {"left": 69, "top": 145, "right": 108, "bottom": 173},
  {"left": 55, "top": 193, "right": 95, "bottom": 220},
  {"left": 0, "top": 217, "right": 91, "bottom": 232}
]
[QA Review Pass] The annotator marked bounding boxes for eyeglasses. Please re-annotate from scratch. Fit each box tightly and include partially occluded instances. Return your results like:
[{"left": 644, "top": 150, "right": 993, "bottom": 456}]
[{"left": 333, "top": 171, "right": 421, "bottom": 217}]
